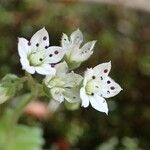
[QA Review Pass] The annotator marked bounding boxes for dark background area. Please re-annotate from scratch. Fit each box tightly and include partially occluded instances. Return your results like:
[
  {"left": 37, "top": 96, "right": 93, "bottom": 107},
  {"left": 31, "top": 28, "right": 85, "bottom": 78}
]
[{"left": 0, "top": 0, "right": 149, "bottom": 149}]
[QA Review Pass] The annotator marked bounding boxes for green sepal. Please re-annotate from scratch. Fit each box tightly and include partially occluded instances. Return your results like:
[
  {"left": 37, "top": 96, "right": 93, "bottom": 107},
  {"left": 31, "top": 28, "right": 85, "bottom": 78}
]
[
  {"left": 64, "top": 55, "right": 81, "bottom": 70},
  {"left": 64, "top": 100, "right": 80, "bottom": 111}
]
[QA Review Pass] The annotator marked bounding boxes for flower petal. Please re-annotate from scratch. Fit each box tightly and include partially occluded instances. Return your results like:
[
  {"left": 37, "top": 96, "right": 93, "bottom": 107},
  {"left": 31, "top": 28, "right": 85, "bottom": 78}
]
[
  {"left": 81, "top": 41, "right": 96, "bottom": 53},
  {"left": 80, "top": 87, "right": 89, "bottom": 107},
  {"left": 72, "top": 40, "right": 96, "bottom": 62},
  {"left": 84, "top": 68, "right": 94, "bottom": 82},
  {"left": 63, "top": 71, "right": 83, "bottom": 88},
  {"left": 89, "top": 94, "right": 108, "bottom": 114},
  {"left": 93, "top": 61, "right": 111, "bottom": 78},
  {"left": 55, "top": 61, "right": 68, "bottom": 77},
  {"left": 64, "top": 87, "right": 80, "bottom": 103},
  {"left": 61, "top": 33, "right": 70, "bottom": 48},
  {"left": 72, "top": 51, "right": 93, "bottom": 62},
  {"left": 45, "top": 46, "right": 64, "bottom": 64},
  {"left": 20, "top": 57, "right": 35, "bottom": 74},
  {"left": 30, "top": 27, "right": 49, "bottom": 50},
  {"left": 70, "top": 29, "right": 83, "bottom": 48},
  {"left": 35, "top": 64, "right": 56, "bottom": 75},
  {"left": 98, "top": 76, "right": 123, "bottom": 98},
  {"left": 50, "top": 87, "right": 64, "bottom": 103},
  {"left": 18, "top": 38, "right": 31, "bottom": 59}
]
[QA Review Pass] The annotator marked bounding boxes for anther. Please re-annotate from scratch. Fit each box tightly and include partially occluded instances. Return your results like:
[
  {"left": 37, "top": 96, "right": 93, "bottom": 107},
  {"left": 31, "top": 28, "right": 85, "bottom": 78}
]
[
  {"left": 92, "top": 76, "right": 96, "bottom": 79},
  {"left": 39, "top": 58, "right": 43, "bottom": 61},
  {"left": 91, "top": 93, "right": 94, "bottom": 96}
]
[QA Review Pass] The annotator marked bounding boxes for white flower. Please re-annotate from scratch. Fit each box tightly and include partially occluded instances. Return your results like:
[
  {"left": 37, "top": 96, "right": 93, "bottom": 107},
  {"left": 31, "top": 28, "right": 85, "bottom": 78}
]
[
  {"left": 44, "top": 61, "right": 83, "bottom": 103},
  {"left": 18, "top": 28, "right": 64, "bottom": 75},
  {"left": 80, "top": 62, "right": 122, "bottom": 114},
  {"left": 61, "top": 29, "right": 96, "bottom": 69}
]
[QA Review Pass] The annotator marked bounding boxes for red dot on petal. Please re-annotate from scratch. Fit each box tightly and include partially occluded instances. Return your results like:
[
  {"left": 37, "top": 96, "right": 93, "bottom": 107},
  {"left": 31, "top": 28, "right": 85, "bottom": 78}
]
[
  {"left": 54, "top": 51, "right": 59, "bottom": 55},
  {"left": 45, "top": 46, "right": 48, "bottom": 49},
  {"left": 104, "top": 69, "right": 108, "bottom": 73},
  {"left": 110, "top": 86, "right": 115, "bottom": 90},
  {"left": 43, "top": 36, "right": 47, "bottom": 40}
]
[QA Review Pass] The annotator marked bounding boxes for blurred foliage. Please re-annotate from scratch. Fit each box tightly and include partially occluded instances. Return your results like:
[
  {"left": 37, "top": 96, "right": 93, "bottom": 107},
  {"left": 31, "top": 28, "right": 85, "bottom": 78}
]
[
  {"left": 0, "top": 0, "right": 150, "bottom": 150},
  {"left": 0, "top": 109, "right": 44, "bottom": 150}
]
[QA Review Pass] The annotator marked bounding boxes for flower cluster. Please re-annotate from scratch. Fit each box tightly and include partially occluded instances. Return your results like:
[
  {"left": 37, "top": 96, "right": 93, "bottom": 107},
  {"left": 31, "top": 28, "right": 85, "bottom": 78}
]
[{"left": 18, "top": 28, "right": 122, "bottom": 114}]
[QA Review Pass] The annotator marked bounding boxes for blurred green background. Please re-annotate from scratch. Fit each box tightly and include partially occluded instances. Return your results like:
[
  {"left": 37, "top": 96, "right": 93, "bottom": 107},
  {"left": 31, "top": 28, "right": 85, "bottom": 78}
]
[{"left": 0, "top": 0, "right": 150, "bottom": 150}]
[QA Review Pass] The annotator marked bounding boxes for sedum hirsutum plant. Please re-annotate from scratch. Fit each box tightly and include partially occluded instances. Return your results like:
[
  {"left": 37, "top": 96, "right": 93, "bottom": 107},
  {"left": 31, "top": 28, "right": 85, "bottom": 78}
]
[{"left": 0, "top": 27, "right": 122, "bottom": 150}]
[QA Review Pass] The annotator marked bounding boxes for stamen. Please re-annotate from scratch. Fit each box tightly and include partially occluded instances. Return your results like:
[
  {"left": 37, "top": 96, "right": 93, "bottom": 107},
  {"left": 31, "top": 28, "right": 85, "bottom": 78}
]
[
  {"left": 100, "top": 76, "right": 103, "bottom": 80},
  {"left": 91, "top": 93, "right": 94, "bottom": 96},
  {"left": 39, "top": 58, "right": 43, "bottom": 61},
  {"left": 92, "top": 76, "right": 96, "bottom": 79}
]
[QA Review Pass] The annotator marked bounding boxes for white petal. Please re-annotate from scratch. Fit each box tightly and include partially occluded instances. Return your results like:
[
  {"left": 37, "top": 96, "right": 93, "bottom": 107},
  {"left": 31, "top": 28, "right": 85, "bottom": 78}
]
[
  {"left": 25, "top": 66, "right": 35, "bottom": 74},
  {"left": 45, "top": 46, "right": 64, "bottom": 64},
  {"left": 63, "top": 71, "right": 83, "bottom": 88},
  {"left": 55, "top": 61, "right": 68, "bottom": 76},
  {"left": 72, "top": 50, "right": 93, "bottom": 62},
  {"left": 80, "top": 87, "right": 89, "bottom": 108},
  {"left": 89, "top": 94, "right": 108, "bottom": 114},
  {"left": 72, "top": 40, "right": 96, "bottom": 62},
  {"left": 30, "top": 27, "right": 49, "bottom": 50},
  {"left": 84, "top": 68, "right": 94, "bottom": 82},
  {"left": 61, "top": 33, "right": 70, "bottom": 48},
  {"left": 80, "top": 40, "right": 96, "bottom": 54},
  {"left": 98, "top": 76, "right": 123, "bottom": 98},
  {"left": 50, "top": 87, "right": 64, "bottom": 103},
  {"left": 18, "top": 38, "right": 31, "bottom": 59},
  {"left": 70, "top": 29, "right": 83, "bottom": 48},
  {"left": 20, "top": 57, "right": 35, "bottom": 74},
  {"left": 93, "top": 61, "right": 111, "bottom": 78},
  {"left": 35, "top": 64, "right": 56, "bottom": 75},
  {"left": 63, "top": 87, "right": 80, "bottom": 103}
]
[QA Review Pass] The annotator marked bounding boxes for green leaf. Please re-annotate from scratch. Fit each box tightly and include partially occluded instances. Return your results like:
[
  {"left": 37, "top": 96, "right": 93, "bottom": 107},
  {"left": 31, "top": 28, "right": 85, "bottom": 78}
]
[
  {"left": 0, "top": 124, "right": 44, "bottom": 150},
  {"left": 0, "top": 74, "right": 24, "bottom": 104}
]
